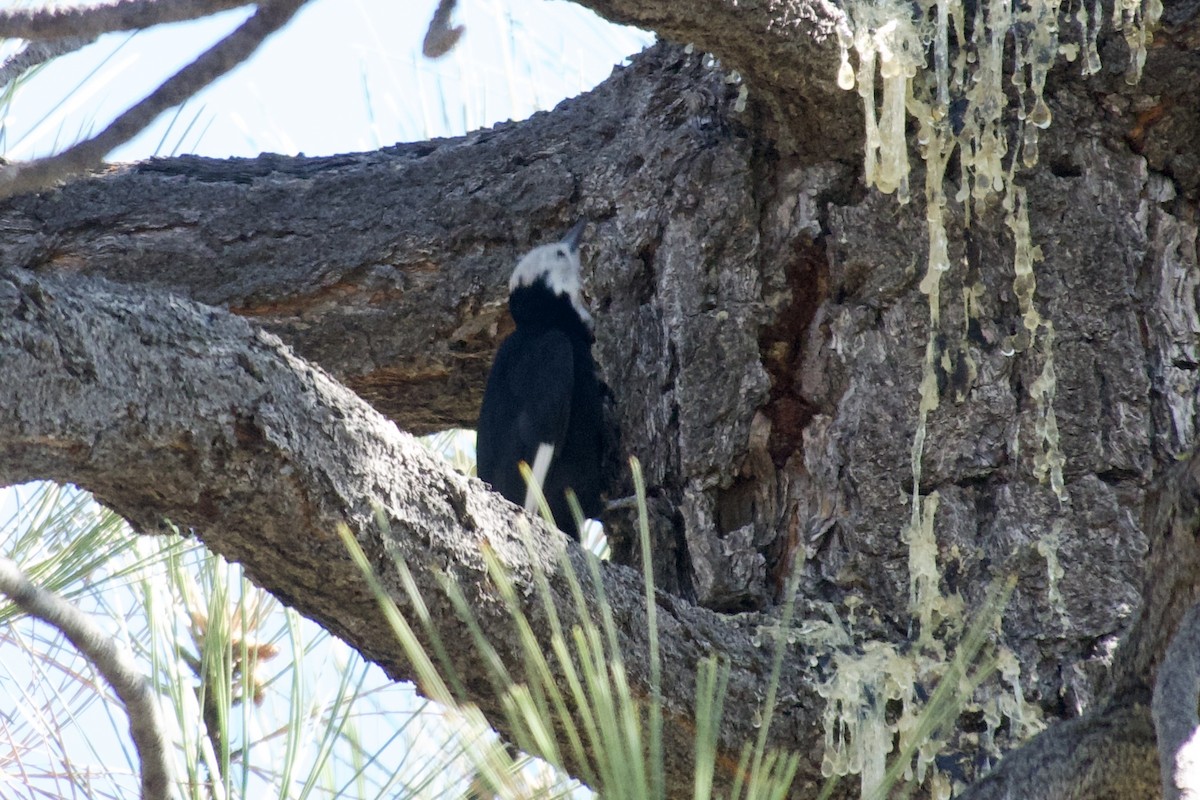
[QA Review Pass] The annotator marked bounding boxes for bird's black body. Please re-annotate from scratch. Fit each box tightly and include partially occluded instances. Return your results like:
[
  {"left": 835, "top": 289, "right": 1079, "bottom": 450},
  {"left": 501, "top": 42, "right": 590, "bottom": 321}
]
[{"left": 476, "top": 226, "right": 603, "bottom": 540}]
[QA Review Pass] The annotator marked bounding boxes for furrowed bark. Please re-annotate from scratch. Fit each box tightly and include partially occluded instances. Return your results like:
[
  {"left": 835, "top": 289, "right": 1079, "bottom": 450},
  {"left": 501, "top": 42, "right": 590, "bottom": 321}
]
[
  {"left": 0, "top": 266, "right": 827, "bottom": 798},
  {"left": 3, "top": 0, "right": 1200, "bottom": 794}
]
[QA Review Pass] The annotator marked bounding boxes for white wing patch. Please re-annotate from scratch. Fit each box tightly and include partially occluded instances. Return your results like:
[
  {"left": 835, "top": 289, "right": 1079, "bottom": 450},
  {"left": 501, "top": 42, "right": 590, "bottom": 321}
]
[{"left": 523, "top": 442, "right": 556, "bottom": 513}]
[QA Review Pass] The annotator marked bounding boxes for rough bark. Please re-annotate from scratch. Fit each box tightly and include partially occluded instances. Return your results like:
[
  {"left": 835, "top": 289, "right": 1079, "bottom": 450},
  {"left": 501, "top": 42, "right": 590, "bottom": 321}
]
[
  {"left": 0, "top": 266, "right": 827, "bottom": 798},
  {"left": 575, "top": 0, "right": 858, "bottom": 160},
  {"left": 1, "top": 0, "right": 1200, "bottom": 797},
  {"left": 956, "top": 451, "right": 1200, "bottom": 800},
  {"left": 1153, "top": 601, "right": 1200, "bottom": 800},
  {"left": 0, "top": 45, "right": 743, "bottom": 437}
]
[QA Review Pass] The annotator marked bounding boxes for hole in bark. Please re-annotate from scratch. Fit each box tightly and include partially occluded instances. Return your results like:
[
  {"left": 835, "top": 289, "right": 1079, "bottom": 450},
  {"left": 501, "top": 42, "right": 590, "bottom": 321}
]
[
  {"left": 1049, "top": 157, "right": 1083, "bottom": 178},
  {"left": 1096, "top": 467, "right": 1142, "bottom": 483}
]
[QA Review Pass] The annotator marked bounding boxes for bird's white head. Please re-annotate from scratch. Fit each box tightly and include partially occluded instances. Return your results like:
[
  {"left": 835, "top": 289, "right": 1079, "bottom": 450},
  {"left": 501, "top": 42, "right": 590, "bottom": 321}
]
[{"left": 509, "top": 220, "right": 591, "bottom": 325}]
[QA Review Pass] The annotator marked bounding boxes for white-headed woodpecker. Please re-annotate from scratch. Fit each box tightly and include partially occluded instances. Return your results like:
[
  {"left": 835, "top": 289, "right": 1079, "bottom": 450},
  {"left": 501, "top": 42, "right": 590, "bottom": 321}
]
[{"left": 476, "top": 220, "right": 603, "bottom": 540}]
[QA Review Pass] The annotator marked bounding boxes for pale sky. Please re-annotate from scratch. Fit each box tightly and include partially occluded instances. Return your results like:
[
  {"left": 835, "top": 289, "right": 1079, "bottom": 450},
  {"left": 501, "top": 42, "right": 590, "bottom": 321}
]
[{"left": 1, "top": 0, "right": 653, "bottom": 162}]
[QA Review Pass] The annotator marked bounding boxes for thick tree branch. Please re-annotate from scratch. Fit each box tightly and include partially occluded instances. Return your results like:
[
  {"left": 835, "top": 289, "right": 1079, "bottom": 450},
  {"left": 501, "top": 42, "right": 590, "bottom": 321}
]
[
  {"left": 956, "top": 450, "right": 1200, "bottom": 799},
  {"left": 1155, "top": 601, "right": 1200, "bottom": 800},
  {"left": 0, "top": 557, "right": 173, "bottom": 800},
  {"left": 0, "top": 43, "right": 764, "bottom": 436},
  {"left": 1, "top": 8, "right": 1198, "bottom": 795},
  {"left": 0, "top": 267, "right": 830, "bottom": 799},
  {"left": 576, "top": 0, "right": 857, "bottom": 158},
  {"left": 1110, "top": 452, "right": 1200, "bottom": 697},
  {"left": 955, "top": 702, "right": 1159, "bottom": 799}
]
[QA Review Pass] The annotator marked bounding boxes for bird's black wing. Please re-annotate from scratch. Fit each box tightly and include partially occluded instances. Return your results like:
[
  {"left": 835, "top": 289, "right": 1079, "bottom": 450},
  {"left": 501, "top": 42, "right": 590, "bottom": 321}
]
[{"left": 476, "top": 328, "right": 574, "bottom": 507}]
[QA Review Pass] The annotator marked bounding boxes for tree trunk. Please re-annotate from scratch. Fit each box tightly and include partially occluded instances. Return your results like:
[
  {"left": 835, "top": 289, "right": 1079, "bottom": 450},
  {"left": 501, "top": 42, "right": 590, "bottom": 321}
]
[{"left": 2, "top": 0, "right": 1200, "bottom": 795}]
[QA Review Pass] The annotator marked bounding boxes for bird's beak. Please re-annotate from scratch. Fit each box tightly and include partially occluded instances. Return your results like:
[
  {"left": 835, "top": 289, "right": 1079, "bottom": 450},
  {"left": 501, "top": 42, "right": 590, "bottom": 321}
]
[{"left": 562, "top": 219, "right": 587, "bottom": 252}]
